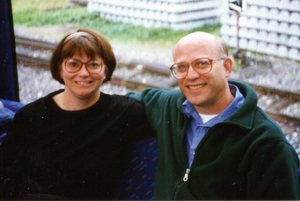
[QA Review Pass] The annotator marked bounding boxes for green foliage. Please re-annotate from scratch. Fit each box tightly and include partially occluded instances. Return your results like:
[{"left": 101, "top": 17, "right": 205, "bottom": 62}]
[
  {"left": 12, "top": 0, "right": 69, "bottom": 11},
  {"left": 11, "top": 0, "right": 220, "bottom": 45}
]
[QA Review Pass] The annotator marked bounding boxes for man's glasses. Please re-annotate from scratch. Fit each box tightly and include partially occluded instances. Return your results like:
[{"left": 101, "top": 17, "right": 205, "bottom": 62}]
[
  {"left": 170, "top": 58, "right": 225, "bottom": 79},
  {"left": 64, "top": 59, "right": 104, "bottom": 74}
]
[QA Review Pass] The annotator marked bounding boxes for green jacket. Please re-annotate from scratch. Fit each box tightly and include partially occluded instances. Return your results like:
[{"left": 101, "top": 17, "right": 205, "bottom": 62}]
[{"left": 130, "top": 80, "right": 300, "bottom": 200}]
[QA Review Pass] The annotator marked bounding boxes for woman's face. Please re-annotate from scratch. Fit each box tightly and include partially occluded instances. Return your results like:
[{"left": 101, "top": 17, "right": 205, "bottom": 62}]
[{"left": 60, "top": 52, "right": 106, "bottom": 102}]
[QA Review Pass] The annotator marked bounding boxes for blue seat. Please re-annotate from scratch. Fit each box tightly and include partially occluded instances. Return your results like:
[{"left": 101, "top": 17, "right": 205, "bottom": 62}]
[
  {"left": 0, "top": 99, "right": 23, "bottom": 144},
  {"left": 0, "top": 99, "right": 23, "bottom": 112},
  {"left": 117, "top": 137, "right": 158, "bottom": 200}
]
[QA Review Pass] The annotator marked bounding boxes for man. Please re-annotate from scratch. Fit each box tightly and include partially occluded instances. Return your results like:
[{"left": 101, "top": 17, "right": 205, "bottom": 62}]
[{"left": 129, "top": 32, "right": 300, "bottom": 199}]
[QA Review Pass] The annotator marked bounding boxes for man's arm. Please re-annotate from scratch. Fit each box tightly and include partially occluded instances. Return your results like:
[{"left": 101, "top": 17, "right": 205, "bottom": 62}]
[
  {"left": 128, "top": 88, "right": 182, "bottom": 128},
  {"left": 246, "top": 139, "right": 300, "bottom": 199}
]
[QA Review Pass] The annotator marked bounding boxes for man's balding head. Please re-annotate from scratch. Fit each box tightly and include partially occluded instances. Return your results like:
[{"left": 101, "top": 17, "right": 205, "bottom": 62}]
[{"left": 172, "top": 32, "right": 228, "bottom": 61}]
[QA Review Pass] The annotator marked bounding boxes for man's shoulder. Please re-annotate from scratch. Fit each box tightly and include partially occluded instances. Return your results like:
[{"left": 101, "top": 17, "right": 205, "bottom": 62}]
[
  {"left": 254, "top": 107, "right": 284, "bottom": 134},
  {"left": 142, "top": 88, "right": 183, "bottom": 100},
  {"left": 109, "top": 93, "right": 136, "bottom": 105},
  {"left": 107, "top": 93, "right": 145, "bottom": 113}
]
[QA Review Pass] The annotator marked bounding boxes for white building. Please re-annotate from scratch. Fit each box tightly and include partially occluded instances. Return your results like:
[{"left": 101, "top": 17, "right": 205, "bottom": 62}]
[
  {"left": 221, "top": 0, "right": 300, "bottom": 61},
  {"left": 87, "top": 0, "right": 222, "bottom": 30}
]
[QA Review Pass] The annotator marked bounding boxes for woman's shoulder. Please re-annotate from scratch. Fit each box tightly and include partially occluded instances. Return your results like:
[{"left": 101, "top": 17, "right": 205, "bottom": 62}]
[{"left": 16, "top": 90, "right": 62, "bottom": 117}]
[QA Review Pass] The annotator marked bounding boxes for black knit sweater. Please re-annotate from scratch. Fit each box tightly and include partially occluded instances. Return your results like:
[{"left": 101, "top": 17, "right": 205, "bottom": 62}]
[{"left": 0, "top": 90, "right": 152, "bottom": 199}]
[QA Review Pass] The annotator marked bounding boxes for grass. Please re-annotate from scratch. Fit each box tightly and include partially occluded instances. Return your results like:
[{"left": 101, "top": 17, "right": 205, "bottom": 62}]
[
  {"left": 11, "top": 0, "right": 221, "bottom": 46},
  {"left": 11, "top": 0, "right": 248, "bottom": 71}
]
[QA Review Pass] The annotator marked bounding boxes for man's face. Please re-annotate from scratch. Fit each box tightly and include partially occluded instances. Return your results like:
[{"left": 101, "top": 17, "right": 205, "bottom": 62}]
[{"left": 173, "top": 37, "right": 231, "bottom": 114}]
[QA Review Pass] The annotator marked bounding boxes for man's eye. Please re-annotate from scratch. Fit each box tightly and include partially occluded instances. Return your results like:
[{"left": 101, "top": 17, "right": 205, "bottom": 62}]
[
  {"left": 177, "top": 64, "right": 188, "bottom": 72},
  {"left": 195, "top": 60, "right": 209, "bottom": 68}
]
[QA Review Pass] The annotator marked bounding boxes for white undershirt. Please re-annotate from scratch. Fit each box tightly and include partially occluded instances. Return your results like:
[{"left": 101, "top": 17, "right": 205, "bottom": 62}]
[{"left": 198, "top": 113, "right": 218, "bottom": 123}]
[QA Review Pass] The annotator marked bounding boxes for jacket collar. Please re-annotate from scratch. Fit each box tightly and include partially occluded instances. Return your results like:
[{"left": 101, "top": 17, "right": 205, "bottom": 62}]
[
  {"left": 175, "top": 80, "right": 257, "bottom": 131},
  {"left": 224, "top": 79, "right": 257, "bottom": 130}
]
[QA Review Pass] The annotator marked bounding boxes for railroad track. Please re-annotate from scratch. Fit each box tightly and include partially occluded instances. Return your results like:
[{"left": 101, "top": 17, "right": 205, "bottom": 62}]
[
  {"left": 15, "top": 35, "right": 56, "bottom": 51},
  {"left": 15, "top": 34, "right": 176, "bottom": 91},
  {"left": 247, "top": 81, "right": 300, "bottom": 123},
  {"left": 15, "top": 35, "right": 53, "bottom": 68},
  {"left": 15, "top": 34, "right": 300, "bottom": 130}
]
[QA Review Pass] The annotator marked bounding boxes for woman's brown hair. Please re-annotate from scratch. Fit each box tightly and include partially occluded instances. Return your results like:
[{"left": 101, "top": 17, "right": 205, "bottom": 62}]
[{"left": 50, "top": 28, "right": 116, "bottom": 84}]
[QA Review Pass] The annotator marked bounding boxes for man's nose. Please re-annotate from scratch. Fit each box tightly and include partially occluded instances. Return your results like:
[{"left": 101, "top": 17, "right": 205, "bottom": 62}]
[{"left": 185, "top": 65, "right": 199, "bottom": 80}]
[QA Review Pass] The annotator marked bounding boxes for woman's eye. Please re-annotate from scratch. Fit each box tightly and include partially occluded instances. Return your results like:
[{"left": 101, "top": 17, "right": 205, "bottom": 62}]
[
  {"left": 69, "top": 62, "right": 79, "bottom": 67},
  {"left": 87, "top": 62, "right": 99, "bottom": 69}
]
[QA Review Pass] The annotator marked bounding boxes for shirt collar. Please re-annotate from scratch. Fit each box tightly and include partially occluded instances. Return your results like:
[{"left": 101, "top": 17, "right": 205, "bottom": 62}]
[{"left": 182, "top": 84, "right": 245, "bottom": 126}]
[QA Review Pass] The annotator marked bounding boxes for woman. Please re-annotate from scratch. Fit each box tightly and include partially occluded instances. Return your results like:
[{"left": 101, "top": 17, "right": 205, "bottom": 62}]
[{"left": 0, "top": 28, "right": 152, "bottom": 199}]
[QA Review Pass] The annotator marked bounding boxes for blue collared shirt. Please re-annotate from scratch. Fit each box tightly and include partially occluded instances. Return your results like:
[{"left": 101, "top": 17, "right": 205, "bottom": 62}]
[{"left": 182, "top": 84, "right": 245, "bottom": 167}]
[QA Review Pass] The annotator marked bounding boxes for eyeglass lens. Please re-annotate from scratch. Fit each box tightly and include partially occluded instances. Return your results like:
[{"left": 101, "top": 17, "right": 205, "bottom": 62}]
[
  {"left": 65, "top": 59, "right": 103, "bottom": 73},
  {"left": 171, "top": 58, "right": 212, "bottom": 78}
]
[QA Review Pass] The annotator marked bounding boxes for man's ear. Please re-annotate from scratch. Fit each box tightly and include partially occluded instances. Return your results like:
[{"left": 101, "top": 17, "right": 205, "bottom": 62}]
[{"left": 223, "top": 57, "right": 233, "bottom": 77}]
